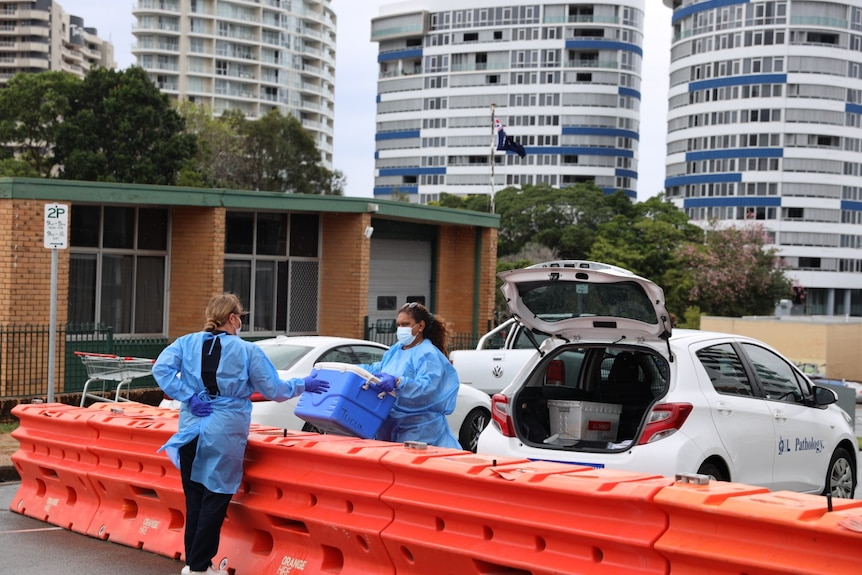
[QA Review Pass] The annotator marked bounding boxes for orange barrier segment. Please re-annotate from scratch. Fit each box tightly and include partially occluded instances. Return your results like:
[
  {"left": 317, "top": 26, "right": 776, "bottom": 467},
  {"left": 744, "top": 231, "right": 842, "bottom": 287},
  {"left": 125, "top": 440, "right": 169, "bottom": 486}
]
[
  {"left": 654, "top": 480, "right": 862, "bottom": 574},
  {"left": 378, "top": 451, "right": 674, "bottom": 575},
  {"left": 9, "top": 403, "right": 103, "bottom": 534},
  {"left": 215, "top": 432, "right": 403, "bottom": 575},
  {"left": 85, "top": 409, "right": 184, "bottom": 558},
  {"left": 87, "top": 401, "right": 180, "bottom": 420}
]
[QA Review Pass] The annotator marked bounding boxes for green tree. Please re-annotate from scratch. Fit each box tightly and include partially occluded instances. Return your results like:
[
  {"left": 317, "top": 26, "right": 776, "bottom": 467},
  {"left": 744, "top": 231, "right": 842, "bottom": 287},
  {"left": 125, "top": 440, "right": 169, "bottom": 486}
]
[
  {"left": 54, "top": 67, "right": 196, "bottom": 185},
  {"left": 674, "top": 223, "right": 792, "bottom": 317},
  {"left": 0, "top": 71, "right": 79, "bottom": 177},
  {"left": 0, "top": 158, "right": 39, "bottom": 177},
  {"left": 493, "top": 183, "right": 614, "bottom": 258},
  {"left": 589, "top": 193, "right": 703, "bottom": 304},
  {"left": 242, "top": 109, "right": 340, "bottom": 194},
  {"left": 176, "top": 102, "right": 248, "bottom": 188},
  {"left": 432, "top": 192, "right": 491, "bottom": 212}
]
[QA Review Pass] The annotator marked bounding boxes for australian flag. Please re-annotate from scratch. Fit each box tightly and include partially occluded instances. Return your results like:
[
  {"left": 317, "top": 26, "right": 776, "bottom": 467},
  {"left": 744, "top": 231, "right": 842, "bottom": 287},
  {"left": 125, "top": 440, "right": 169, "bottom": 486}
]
[{"left": 494, "top": 118, "right": 526, "bottom": 158}]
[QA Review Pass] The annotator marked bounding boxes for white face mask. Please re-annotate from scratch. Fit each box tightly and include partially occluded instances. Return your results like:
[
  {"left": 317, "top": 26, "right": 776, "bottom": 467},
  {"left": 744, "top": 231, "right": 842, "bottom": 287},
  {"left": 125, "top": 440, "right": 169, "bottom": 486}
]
[
  {"left": 396, "top": 326, "right": 415, "bottom": 347},
  {"left": 235, "top": 327, "right": 242, "bottom": 337}
]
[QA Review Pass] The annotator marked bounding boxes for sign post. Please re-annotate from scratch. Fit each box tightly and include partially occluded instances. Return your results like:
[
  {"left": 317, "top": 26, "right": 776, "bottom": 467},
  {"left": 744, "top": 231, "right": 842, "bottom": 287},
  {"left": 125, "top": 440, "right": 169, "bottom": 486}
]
[{"left": 44, "top": 203, "right": 69, "bottom": 403}]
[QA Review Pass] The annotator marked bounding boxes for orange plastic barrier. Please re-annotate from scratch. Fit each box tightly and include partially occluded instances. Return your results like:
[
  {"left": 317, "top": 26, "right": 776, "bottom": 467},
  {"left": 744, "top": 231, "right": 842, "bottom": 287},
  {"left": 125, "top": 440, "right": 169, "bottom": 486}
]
[
  {"left": 378, "top": 451, "right": 674, "bottom": 575},
  {"left": 87, "top": 401, "right": 180, "bottom": 421},
  {"left": 214, "top": 431, "right": 401, "bottom": 575},
  {"left": 654, "top": 480, "right": 862, "bottom": 574},
  {"left": 85, "top": 409, "right": 184, "bottom": 557},
  {"left": 13, "top": 404, "right": 862, "bottom": 575},
  {"left": 9, "top": 403, "right": 104, "bottom": 534}
]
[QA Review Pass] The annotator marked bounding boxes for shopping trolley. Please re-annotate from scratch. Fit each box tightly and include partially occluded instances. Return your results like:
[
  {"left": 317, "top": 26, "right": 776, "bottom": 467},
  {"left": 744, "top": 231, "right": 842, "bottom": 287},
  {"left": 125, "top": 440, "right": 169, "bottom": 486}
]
[{"left": 74, "top": 351, "right": 156, "bottom": 407}]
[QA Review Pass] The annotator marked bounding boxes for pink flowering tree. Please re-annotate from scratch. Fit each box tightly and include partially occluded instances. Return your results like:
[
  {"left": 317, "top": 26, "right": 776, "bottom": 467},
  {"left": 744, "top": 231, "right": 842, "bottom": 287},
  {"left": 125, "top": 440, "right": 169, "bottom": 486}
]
[{"left": 674, "top": 223, "right": 793, "bottom": 317}]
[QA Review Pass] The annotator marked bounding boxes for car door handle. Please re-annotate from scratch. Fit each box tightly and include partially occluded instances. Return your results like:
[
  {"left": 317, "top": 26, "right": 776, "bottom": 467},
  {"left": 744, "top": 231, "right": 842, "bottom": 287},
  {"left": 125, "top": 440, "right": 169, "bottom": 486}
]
[
  {"left": 715, "top": 401, "right": 732, "bottom": 416},
  {"left": 772, "top": 410, "right": 787, "bottom": 422}
]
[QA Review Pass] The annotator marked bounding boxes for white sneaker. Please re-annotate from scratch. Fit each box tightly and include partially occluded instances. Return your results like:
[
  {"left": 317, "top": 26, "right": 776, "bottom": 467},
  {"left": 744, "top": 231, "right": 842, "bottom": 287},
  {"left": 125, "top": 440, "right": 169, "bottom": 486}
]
[
  {"left": 181, "top": 567, "right": 190, "bottom": 575},
  {"left": 188, "top": 567, "right": 227, "bottom": 575}
]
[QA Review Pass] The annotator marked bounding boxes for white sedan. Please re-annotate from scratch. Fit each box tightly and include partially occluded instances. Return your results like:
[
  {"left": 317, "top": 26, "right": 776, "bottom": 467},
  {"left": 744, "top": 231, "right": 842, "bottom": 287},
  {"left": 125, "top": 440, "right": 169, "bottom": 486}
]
[{"left": 163, "top": 336, "right": 490, "bottom": 452}]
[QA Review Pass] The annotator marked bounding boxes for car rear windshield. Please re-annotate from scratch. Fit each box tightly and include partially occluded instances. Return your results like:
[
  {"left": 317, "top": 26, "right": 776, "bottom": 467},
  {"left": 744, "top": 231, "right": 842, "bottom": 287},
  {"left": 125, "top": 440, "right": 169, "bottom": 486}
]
[
  {"left": 515, "top": 280, "right": 658, "bottom": 324},
  {"left": 259, "top": 344, "right": 312, "bottom": 370}
]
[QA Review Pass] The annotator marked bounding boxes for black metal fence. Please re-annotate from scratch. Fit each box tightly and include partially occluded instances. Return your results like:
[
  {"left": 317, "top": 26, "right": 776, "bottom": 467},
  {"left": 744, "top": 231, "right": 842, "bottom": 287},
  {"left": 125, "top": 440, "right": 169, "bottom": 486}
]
[{"left": 0, "top": 323, "right": 167, "bottom": 399}]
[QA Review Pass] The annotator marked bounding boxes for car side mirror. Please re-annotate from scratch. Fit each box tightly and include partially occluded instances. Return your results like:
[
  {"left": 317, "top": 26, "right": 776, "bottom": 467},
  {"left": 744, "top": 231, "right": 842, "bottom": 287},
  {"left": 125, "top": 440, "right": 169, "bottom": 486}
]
[{"left": 813, "top": 385, "right": 838, "bottom": 406}]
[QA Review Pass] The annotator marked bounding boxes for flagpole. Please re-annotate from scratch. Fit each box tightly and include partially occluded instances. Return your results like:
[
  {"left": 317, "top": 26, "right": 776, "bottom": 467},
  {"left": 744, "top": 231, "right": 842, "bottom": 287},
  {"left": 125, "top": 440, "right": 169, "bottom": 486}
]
[{"left": 490, "top": 103, "right": 496, "bottom": 214}]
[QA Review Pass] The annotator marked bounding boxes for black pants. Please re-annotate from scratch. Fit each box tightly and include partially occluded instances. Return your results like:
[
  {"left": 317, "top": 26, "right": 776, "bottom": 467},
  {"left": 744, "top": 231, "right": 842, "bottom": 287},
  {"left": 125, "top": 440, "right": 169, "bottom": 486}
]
[{"left": 179, "top": 437, "right": 233, "bottom": 572}]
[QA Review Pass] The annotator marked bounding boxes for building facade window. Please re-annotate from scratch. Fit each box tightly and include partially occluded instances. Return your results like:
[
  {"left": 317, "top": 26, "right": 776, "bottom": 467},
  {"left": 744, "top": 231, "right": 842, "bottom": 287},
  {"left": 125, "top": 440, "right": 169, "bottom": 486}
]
[
  {"left": 223, "top": 211, "right": 320, "bottom": 334},
  {"left": 68, "top": 205, "right": 169, "bottom": 334}
]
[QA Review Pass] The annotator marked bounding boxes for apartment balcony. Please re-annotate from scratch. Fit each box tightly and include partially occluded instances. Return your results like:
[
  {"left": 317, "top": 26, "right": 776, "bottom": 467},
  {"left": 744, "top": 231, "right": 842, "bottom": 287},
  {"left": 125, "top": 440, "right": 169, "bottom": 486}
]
[
  {"left": 217, "top": 29, "right": 258, "bottom": 43},
  {"left": 0, "top": 56, "right": 47, "bottom": 68},
  {"left": 0, "top": 8, "right": 49, "bottom": 22},
  {"left": 135, "top": 0, "right": 180, "bottom": 13},
  {"left": 215, "top": 8, "right": 260, "bottom": 25},
  {"left": 148, "top": 61, "right": 179, "bottom": 71},
  {"left": 0, "top": 24, "right": 48, "bottom": 37},
  {"left": 214, "top": 85, "right": 257, "bottom": 100},
  {"left": 565, "top": 58, "right": 619, "bottom": 69},
  {"left": 134, "top": 22, "right": 181, "bottom": 34},
  {"left": 0, "top": 41, "right": 48, "bottom": 53}
]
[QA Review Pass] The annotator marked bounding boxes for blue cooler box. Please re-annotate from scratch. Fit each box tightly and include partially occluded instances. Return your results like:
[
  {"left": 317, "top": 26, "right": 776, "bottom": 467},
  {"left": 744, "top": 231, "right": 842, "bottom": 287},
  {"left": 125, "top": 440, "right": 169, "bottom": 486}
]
[{"left": 294, "top": 362, "right": 396, "bottom": 438}]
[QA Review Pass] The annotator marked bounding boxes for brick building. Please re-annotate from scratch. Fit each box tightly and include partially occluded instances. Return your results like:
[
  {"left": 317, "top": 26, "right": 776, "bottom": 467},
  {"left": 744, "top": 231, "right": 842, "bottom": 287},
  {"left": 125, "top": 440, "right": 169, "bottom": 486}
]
[{"left": 0, "top": 178, "right": 498, "bottom": 397}]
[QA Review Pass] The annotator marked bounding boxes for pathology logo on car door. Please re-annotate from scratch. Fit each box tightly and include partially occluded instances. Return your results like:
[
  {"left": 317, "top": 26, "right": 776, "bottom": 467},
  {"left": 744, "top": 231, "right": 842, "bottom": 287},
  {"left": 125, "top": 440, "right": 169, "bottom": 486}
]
[{"left": 777, "top": 436, "right": 825, "bottom": 455}]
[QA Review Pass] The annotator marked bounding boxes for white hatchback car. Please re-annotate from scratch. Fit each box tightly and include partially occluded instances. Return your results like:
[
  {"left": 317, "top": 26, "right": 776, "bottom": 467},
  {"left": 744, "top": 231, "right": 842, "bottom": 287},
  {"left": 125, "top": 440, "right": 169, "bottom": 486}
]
[
  {"left": 478, "top": 262, "right": 858, "bottom": 498},
  {"left": 164, "top": 336, "right": 491, "bottom": 452}
]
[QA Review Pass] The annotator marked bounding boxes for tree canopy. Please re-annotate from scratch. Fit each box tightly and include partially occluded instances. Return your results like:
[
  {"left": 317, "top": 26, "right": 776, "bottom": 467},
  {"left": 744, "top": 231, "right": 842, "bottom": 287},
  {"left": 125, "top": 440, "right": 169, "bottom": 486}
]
[
  {"left": 53, "top": 67, "right": 196, "bottom": 185},
  {"left": 0, "top": 69, "right": 341, "bottom": 193},
  {"left": 176, "top": 104, "right": 343, "bottom": 195},
  {"left": 0, "top": 71, "right": 78, "bottom": 177},
  {"left": 439, "top": 184, "right": 795, "bottom": 322}
]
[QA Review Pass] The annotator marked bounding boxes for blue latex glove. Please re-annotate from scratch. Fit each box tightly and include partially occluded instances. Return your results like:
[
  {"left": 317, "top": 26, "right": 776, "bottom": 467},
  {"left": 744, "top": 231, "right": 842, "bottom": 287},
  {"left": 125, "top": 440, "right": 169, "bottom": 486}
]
[
  {"left": 373, "top": 372, "right": 397, "bottom": 393},
  {"left": 303, "top": 375, "right": 330, "bottom": 394},
  {"left": 188, "top": 391, "right": 213, "bottom": 417}
]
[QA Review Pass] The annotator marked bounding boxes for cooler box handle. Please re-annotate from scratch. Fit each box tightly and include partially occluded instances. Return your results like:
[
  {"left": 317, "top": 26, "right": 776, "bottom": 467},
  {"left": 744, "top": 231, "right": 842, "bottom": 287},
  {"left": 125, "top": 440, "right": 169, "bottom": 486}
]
[{"left": 312, "top": 362, "right": 393, "bottom": 399}]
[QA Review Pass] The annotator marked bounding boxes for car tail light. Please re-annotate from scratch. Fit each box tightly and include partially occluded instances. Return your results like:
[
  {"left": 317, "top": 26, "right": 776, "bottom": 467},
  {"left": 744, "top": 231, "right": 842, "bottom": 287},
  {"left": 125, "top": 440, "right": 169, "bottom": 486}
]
[
  {"left": 637, "top": 402, "right": 693, "bottom": 445},
  {"left": 545, "top": 359, "right": 565, "bottom": 386},
  {"left": 249, "top": 392, "right": 267, "bottom": 402},
  {"left": 490, "top": 393, "right": 516, "bottom": 437}
]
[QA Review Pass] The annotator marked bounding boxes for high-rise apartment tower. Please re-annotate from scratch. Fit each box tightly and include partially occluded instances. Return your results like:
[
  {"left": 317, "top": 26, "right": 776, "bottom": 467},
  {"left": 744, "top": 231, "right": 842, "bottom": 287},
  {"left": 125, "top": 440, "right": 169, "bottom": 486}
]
[
  {"left": 664, "top": 0, "right": 862, "bottom": 315},
  {"left": 371, "top": 0, "right": 645, "bottom": 204},
  {"left": 0, "top": 0, "right": 115, "bottom": 84},
  {"left": 132, "top": 0, "right": 336, "bottom": 168}
]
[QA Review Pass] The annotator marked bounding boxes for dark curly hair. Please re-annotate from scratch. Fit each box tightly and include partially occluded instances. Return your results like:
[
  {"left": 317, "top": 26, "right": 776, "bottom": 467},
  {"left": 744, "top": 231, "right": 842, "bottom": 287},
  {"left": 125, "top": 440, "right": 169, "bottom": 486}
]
[{"left": 399, "top": 302, "right": 450, "bottom": 355}]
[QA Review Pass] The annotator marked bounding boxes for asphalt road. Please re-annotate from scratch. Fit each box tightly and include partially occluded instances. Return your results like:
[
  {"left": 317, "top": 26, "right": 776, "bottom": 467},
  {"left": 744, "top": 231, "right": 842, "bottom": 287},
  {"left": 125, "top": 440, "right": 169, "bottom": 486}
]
[{"left": 0, "top": 481, "right": 183, "bottom": 575}]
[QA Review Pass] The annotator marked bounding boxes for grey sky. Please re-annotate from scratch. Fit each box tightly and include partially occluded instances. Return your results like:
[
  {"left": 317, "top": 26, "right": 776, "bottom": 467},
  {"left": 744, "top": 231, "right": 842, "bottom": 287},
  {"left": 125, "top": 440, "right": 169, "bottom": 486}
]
[{"left": 61, "top": 0, "right": 671, "bottom": 201}]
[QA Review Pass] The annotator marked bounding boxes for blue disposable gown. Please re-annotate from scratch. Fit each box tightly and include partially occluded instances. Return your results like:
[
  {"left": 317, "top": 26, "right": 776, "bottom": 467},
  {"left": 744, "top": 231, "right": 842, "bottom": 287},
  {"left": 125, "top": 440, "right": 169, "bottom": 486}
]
[
  {"left": 153, "top": 331, "right": 304, "bottom": 494},
  {"left": 360, "top": 339, "right": 461, "bottom": 449}
]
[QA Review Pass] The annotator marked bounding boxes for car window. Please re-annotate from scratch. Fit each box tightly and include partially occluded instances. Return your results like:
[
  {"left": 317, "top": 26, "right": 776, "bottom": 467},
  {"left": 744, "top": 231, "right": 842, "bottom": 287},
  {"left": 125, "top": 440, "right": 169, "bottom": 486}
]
[
  {"left": 318, "top": 346, "right": 357, "bottom": 364},
  {"left": 349, "top": 345, "right": 386, "bottom": 364},
  {"left": 515, "top": 280, "right": 658, "bottom": 324},
  {"left": 740, "top": 343, "right": 807, "bottom": 403},
  {"left": 259, "top": 344, "right": 312, "bottom": 370},
  {"left": 318, "top": 345, "right": 386, "bottom": 365},
  {"left": 513, "top": 328, "right": 548, "bottom": 349},
  {"left": 696, "top": 343, "right": 755, "bottom": 397}
]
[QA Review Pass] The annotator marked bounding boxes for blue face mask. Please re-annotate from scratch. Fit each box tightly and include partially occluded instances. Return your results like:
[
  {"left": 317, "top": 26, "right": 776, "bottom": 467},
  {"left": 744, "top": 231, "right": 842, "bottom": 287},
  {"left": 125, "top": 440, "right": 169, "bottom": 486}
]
[{"left": 396, "top": 326, "right": 416, "bottom": 347}]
